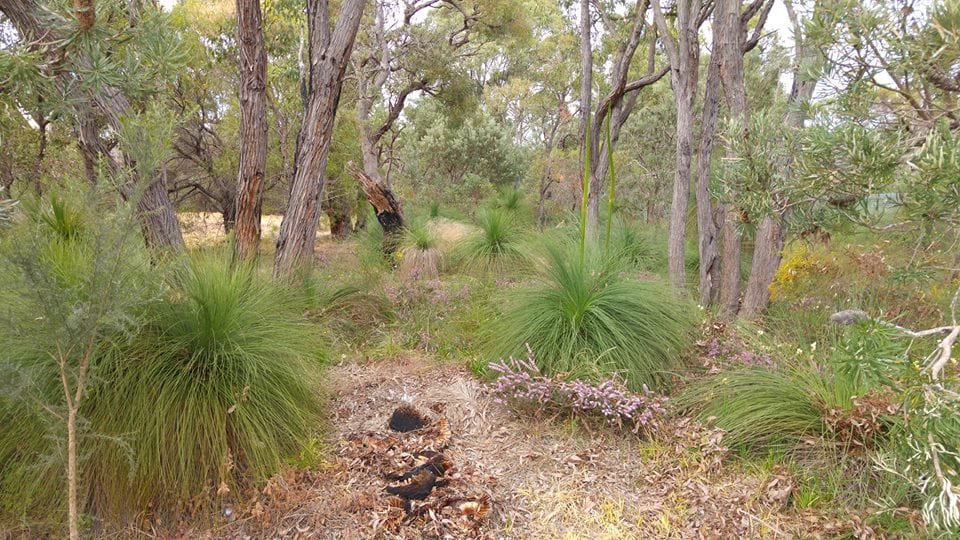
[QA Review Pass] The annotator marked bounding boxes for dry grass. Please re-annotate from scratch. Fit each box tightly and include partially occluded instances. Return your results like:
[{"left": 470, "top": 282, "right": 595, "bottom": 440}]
[
  {"left": 154, "top": 354, "right": 880, "bottom": 539},
  {"left": 399, "top": 247, "right": 443, "bottom": 280},
  {"left": 427, "top": 218, "right": 477, "bottom": 251},
  {"left": 177, "top": 212, "right": 301, "bottom": 248}
]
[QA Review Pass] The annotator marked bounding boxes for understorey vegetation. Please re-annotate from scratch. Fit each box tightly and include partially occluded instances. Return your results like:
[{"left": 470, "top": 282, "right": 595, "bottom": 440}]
[{"left": 1, "top": 0, "right": 959, "bottom": 537}]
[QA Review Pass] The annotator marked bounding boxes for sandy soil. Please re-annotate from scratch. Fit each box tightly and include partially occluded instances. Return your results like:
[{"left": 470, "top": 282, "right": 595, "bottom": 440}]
[{"left": 178, "top": 354, "right": 879, "bottom": 540}]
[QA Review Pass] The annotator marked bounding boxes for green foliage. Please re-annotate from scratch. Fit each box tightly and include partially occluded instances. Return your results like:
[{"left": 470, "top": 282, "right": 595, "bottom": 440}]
[
  {"left": 302, "top": 281, "right": 394, "bottom": 347},
  {"left": 83, "top": 254, "right": 324, "bottom": 515},
  {"left": 404, "top": 220, "right": 440, "bottom": 251},
  {"left": 454, "top": 207, "right": 527, "bottom": 275},
  {"left": 401, "top": 104, "right": 528, "bottom": 209},
  {"left": 0, "top": 189, "right": 157, "bottom": 528},
  {"left": 486, "top": 243, "right": 697, "bottom": 390},
  {"left": 37, "top": 196, "right": 84, "bottom": 241},
  {"left": 678, "top": 359, "right": 885, "bottom": 452},
  {"left": 0, "top": 210, "right": 325, "bottom": 525}
]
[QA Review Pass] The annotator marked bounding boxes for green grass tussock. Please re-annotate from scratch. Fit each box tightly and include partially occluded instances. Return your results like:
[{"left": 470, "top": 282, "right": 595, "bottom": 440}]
[
  {"left": 487, "top": 243, "right": 697, "bottom": 390},
  {"left": 677, "top": 360, "right": 886, "bottom": 452},
  {"left": 454, "top": 207, "right": 527, "bottom": 275},
  {"left": 83, "top": 255, "right": 325, "bottom": 515}
]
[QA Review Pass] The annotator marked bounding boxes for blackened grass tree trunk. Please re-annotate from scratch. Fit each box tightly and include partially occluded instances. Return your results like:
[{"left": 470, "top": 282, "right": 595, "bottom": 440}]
[
  {"left": 273, "top": 0, "right": 366, "bottom": 276},
  {"left": 652, "top": 0, "right": 712, "bottom": 290},
  {"left": 233, "top": 0, "right": 269, "bottom": 262},
  {"left": 0, "top": 0, "right": 186, "bottom": 253}
]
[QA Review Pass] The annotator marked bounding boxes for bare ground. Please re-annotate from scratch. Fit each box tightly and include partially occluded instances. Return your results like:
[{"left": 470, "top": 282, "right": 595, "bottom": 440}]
[{"left": 177, "top": 354, "right": 880, "bottom": 540}]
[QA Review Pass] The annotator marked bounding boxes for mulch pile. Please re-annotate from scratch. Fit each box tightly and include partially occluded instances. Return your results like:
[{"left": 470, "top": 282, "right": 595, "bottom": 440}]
[{"left": 339, "top": 403, "right": 494, "bottom": 536}]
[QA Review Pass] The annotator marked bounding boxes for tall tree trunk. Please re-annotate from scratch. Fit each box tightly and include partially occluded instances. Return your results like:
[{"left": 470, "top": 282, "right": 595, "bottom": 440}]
[
  {"left": 696, "top": 56, "right": 722, "bottom": 306},
  {"left": 654, "top": 0, "right": 702, "bottom": 290},
  {"left": 740, "top": 0, "right": 818, "bottom": 318},
  {"left": 667, "top": 79, "right": 696, "bottom": 290},
  {"left": 233, "top": 0, "right": 268, "bottom": 262},
  {"left": 579, "top": 0, "right": 595, "bottom": 240},
  {"left": 274, "top": 0, "right": 365, "bottom": 276},
  {"left": 716, "top": 0, "right": 749, "bottom": 316}
]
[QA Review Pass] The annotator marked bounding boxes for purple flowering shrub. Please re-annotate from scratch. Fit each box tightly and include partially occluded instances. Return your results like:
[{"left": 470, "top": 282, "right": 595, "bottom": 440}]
[{"left": 488, "top": 346, "right": 668, "bottom": 435}]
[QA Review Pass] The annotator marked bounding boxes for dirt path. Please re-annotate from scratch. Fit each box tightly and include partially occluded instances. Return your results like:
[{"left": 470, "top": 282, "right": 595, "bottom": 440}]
[{"left": 206, "top": 355, "right": 869, "bottom": 539}]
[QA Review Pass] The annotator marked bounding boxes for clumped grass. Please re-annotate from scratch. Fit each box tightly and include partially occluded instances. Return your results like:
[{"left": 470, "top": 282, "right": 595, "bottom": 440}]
[
  {"left": 82, "top": 254, "right": 325, "bottom": 517},
  {"left": 299, "top": 275, "right": 394, "bottom": 346},
  {"left": 454, "top": 207, "right": 527, "bottom": 275},
  {"left": 676, "top": 360, "right": 886, "bottom": 451},
  {"left": 399, "top": 221, "right": 442, "bottom": 279},
  {"left": 487, "top": 243, "right": 697, "bottom": 390}
]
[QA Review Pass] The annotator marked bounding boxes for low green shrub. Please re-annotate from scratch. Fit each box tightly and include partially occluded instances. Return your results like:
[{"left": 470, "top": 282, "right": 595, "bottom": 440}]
[
  {"left": 300, "top": 277, "right": 394, "bottom": 346},
  {"left": 83, "top": 255, "right": 325, "bottom": 516},
  {"left": 677, "top": 359, "right": 891, "bottom": 451},
  {"left": 453, "top": 207, "right": 527, "bottom": 275},
  {"left": 0, "top": 192, "right": 158, "bottom": 528},
  {"left": 486, "top": 243, "right": 697, "bottom": 390}
]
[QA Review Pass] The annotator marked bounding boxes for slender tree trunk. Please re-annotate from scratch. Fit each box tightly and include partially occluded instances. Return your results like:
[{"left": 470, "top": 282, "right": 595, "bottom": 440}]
[
  {"left": 274, "top": 0, "right": 365, "bottom": 276},
  {"left": 654, "top": 0, "right": 702, "bottom": 291},
  {"left": 696, "top": 56, "right": 722, "bottom": 306},
  {"left": 66, "top": 405, "right": 78, "bottom": 540},
  {"left": 667, "top": 79, "right": 696, "bottom": 290},
  {"left": 233, "top": 0, "right": 269, "bottom": 262},
  {"left": 33, "top": 109, "right": 47, "bottom": 195},
  {"left": 740, "top": 0, "right": 818, "bottom": 317},
  {"left": 716, "top": 0, "right": 749, "bottom": 316}
]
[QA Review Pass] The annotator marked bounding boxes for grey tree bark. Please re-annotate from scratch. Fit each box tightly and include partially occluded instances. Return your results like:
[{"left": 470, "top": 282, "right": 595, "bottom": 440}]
[
  {"left": 274, "top": 0, "right": 365, "bottom": 276},
  {"left": 696, "top": 0, "right": 773, "bottom": 311},
  {"left": 652, "top": 0, "right": 708, "bottom": 290},
  {"left": 233, "top": 0, "right": 269, "bottom": 262},
  {"left": 740, "top": 0, "right": 819, "bottom": 318}
]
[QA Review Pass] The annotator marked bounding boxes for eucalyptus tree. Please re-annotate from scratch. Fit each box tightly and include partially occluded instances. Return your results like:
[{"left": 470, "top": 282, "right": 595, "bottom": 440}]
[
  {"left": 233, "top": 0, "right": 269, "bottom": 261},
  {"left": 273, "top": 0, "right": 366, "bottom": 276},
  {"left": 583, "top": 0, "right": 669, "bottom": 242},
  {"left": 651, "top": 0, "right": 713, "bottom": 289},
  {"left": 348, "top": 0, "right": 522, "bottom": 242},
  {"left": 693, "top": 0, "right": 774, "bottom": 310}
]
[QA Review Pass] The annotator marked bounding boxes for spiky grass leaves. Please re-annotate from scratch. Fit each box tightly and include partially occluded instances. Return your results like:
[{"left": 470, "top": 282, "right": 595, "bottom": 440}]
[
  {"left": 676, "top": 361, "right": 890, "bottom": 452},
  {"left": 454, "top": 207, "right": 527, "bottom": 276},
  {"left": 84, "top": 255, "right": 325, "bottom": 516},
  {"left": 400, "top": 221, "right": 443, "bottom": 280},
  {"left": 487, "top": 244, "right": 697, "bottom": 390}
]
